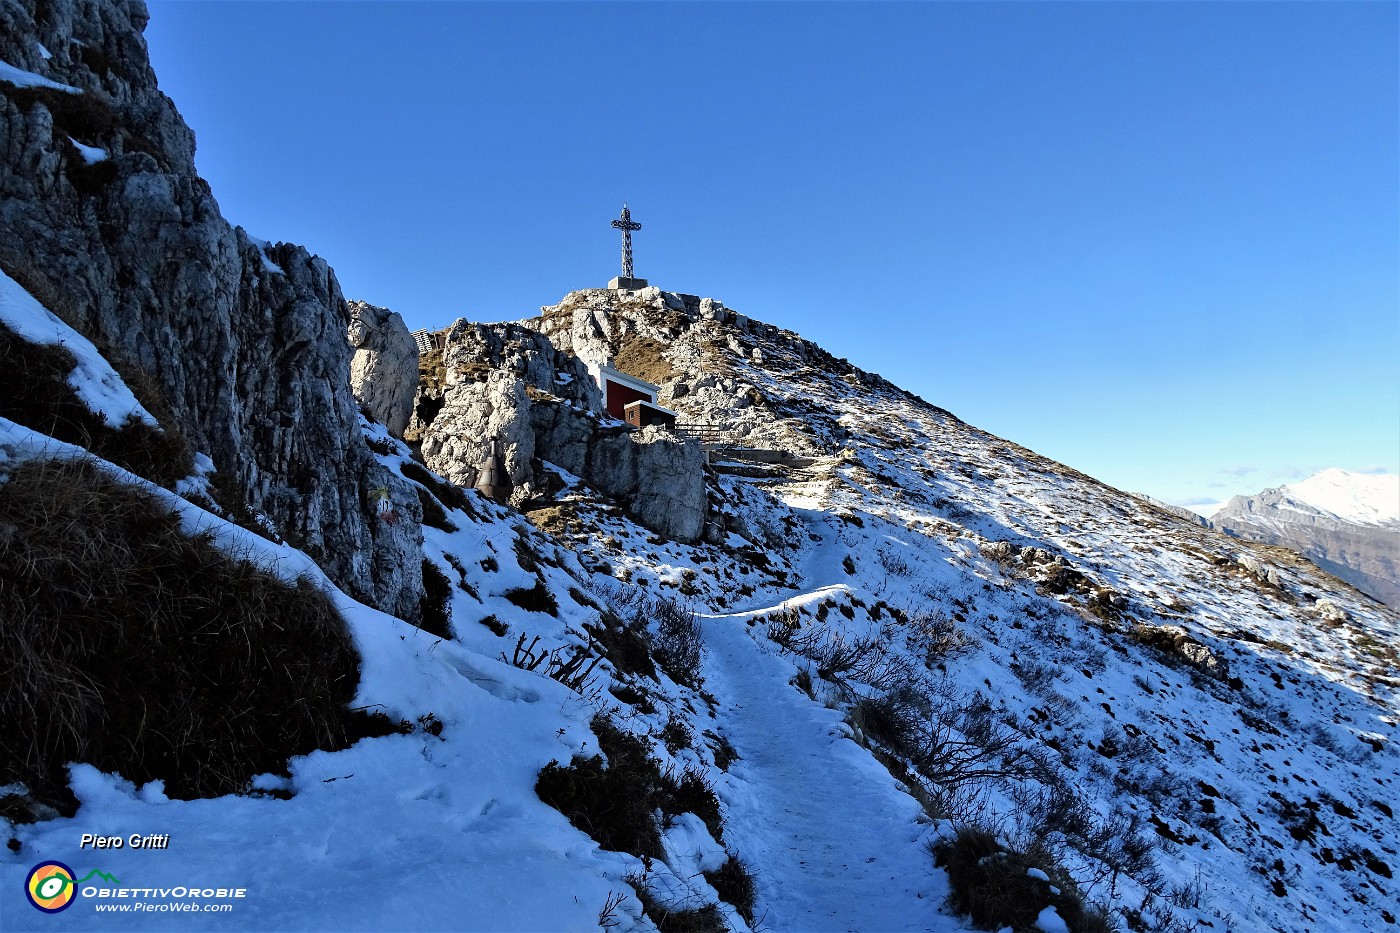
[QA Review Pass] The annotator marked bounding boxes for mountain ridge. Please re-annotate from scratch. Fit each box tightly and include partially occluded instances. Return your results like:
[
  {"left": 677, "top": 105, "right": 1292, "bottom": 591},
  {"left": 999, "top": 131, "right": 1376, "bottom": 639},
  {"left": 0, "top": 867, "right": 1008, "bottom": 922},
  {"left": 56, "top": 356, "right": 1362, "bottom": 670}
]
[
  {"left": 1217, "top": 469, "right": 1400, "bottom": 530},
  {"left": 1213, "top": 469, "right": 1399, "bottom": 609}
]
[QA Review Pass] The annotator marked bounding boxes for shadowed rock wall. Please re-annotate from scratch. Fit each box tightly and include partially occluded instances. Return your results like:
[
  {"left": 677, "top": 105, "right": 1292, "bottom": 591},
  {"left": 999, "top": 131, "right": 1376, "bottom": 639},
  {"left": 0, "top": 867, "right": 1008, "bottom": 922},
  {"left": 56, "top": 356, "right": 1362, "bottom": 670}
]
[{"left": 0, "top": 0, "right": 422, "bottom": 619}]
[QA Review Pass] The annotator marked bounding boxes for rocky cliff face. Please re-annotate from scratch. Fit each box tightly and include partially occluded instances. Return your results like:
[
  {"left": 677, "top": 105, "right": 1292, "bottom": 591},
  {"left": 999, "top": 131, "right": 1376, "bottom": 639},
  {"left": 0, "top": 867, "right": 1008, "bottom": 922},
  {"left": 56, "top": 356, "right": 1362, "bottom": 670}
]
[
  {"left": 347, "top": 299, "right": 418, "bottom": 438},
  {"left": 1214, "top": 484, "right": 1400, "bottom": 609},
  {"left": 0, "top": 0, "right": 421, "bottom": 619},
  {"left": 413, "top": 317, "right": 707, "bottom": 542}
]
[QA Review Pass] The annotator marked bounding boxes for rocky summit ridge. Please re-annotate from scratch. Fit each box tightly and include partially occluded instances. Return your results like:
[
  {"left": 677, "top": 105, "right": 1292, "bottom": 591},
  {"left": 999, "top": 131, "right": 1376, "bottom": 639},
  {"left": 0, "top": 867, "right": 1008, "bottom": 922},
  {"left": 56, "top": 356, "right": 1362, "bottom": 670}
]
[
  {"left": 1, "top": 4, "right": 1398, "bottom": 933},
  {"left": 392, "top": 281, "right": 1400, "bottom": 931}
]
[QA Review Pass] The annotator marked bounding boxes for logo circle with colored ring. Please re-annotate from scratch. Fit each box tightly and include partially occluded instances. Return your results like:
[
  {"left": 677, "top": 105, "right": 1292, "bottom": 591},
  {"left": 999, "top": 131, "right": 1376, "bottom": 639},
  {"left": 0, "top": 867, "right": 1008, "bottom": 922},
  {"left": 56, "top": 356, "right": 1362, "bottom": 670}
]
[{"left": 25, "top": 861, "right": 77, "bottom": 913}]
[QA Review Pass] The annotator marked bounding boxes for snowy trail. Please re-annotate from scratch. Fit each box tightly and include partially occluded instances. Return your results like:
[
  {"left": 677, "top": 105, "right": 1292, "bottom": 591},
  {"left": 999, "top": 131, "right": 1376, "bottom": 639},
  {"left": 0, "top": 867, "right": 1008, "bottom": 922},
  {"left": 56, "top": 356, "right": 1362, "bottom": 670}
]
[
  {"left": 691, "top": 498, "right": 954, "bottom": 931},
  {"left": 770, "top": 498, "right": 853, "bottom": 605},
  {"left": 699, "top": 616, "right": 948, "bottom": 931}
]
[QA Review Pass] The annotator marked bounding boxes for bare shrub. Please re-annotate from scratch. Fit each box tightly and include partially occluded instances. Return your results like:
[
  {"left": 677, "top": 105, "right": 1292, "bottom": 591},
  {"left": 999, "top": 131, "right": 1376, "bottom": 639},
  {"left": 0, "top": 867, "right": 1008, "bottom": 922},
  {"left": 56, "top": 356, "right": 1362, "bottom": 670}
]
[
  {"left": 907, "top": 607, "right": 974, "bottom": 664},
  {"left": 850, "top": 686, "right": 929, "bottom": 752},
  {"left": 609, "top": 683, "right": 656, "bottom": 714},
  {"left": 588, "top": 584, "right": 702, "bottom": 686},
  {"left": 767, "top": 604, "right": 803, "bottom": 646},
  {"left": 596, "top": 890, "right": 628, "bottom": 930},
  {"left": 876, "top": 543, "right": 915, "bottom": 578},
  {"left": 585, "top": 610, "right": 657, "bottom": 681},
  {"left": 661, "top": 714, "right": 693, "bottom": 753},
  {"left": 893, "top": 686, "right": 1047, "bottom": 793},
  {"left": 1011, "top": 782, "right": 1161, "bottom": 897},
  {"left": 667, "top": 765, "right": 724, "bottom": 844},
  {"left": 650, "top": 595, "right": 703, "bottom": 686},
  {"left": 781, "top": 624, "right": 918, "bottom": 692},
  {"left": 501, "top": 634, "right": 602, "bottom": 693},
  {"left": 1014, "top": 659, "right": 1061, "bottom": 695}
]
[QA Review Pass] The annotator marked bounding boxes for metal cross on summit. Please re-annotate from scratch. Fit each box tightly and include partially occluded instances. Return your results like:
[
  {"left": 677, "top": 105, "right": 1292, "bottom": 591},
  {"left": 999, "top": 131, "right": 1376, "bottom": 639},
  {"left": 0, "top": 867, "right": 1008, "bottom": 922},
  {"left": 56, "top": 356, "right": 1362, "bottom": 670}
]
[{"left": 608, "top": 203, "right": 647, "bottom": 290}]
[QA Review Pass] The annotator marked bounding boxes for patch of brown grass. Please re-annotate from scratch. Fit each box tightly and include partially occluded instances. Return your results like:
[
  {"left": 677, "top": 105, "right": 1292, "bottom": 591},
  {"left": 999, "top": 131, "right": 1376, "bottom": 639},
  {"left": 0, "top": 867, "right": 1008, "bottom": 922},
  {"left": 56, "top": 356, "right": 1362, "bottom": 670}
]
[
  {"left": 0, "top": 323, "right": 193, "bottom": 487},
  {"left": 613, "top": 335, "right": 674, "bottom": 386},
  {"left": 0, "top": 458, "right": 370, "bottom": 813}
]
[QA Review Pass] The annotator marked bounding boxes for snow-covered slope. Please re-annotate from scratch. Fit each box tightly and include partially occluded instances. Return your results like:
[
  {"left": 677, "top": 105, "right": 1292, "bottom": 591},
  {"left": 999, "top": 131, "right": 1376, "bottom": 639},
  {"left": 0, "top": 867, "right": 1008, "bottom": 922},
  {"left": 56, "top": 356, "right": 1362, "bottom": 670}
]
[
  {"left": 1214, "top": 469, "right": 1400, "bottom": 608},
  {"left": 6, "top": 3, "right": 1394, "bottom": 929},
  {"left": 2, "top": 282, "right": 720, "bottom": 932},
  {"left": 0, "top": 417, "right": 636, "bottom": 932},
  {"left": 522, "top": 287, "right": 1400, "bottom": 932}
]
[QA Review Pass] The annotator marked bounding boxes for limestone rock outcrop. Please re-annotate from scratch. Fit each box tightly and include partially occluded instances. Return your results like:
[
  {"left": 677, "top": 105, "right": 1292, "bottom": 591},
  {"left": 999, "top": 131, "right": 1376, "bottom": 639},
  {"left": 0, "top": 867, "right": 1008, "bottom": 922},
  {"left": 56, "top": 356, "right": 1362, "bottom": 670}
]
[
  {"left": 0, "top": 0, "right": 422, "bottom": 619},
  {"left": 347, "top": 300, "right": 418, "bottom": 438},
  {"left": 415, "top": 320, "right": 706, "bottom": 542},
  {"left": 423, "top": 368, "right": 536, "bottom": 489},
  {"left": 1129, "top": 623, "right": 1231, "bottom": 682},
  {"left": 624, "top": 427, "right": 708, "bottom": 540}
]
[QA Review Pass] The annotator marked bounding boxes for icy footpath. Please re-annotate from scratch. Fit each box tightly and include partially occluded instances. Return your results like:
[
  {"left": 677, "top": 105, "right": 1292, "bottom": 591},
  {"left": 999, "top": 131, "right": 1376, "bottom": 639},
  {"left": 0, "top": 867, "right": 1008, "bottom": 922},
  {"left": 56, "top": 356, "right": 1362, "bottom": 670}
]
[{"left": 699, "top": 613, "right": 949, "bottom": 932}]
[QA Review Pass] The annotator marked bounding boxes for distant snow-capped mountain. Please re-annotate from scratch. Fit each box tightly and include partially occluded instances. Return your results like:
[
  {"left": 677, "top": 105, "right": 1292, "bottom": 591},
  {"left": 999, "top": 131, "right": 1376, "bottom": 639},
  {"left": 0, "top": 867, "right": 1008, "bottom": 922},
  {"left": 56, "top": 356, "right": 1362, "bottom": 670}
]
[{"left": 1213, "top": 469, "right": 1400, "bottom": 607}]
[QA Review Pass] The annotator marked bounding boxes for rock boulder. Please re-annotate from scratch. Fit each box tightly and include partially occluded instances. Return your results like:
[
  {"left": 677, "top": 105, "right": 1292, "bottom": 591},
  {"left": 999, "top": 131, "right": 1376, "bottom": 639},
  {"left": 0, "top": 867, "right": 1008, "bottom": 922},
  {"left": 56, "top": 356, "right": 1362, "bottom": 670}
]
[{"left": 347, "top": 300, "right": 418, "bottom": 438}]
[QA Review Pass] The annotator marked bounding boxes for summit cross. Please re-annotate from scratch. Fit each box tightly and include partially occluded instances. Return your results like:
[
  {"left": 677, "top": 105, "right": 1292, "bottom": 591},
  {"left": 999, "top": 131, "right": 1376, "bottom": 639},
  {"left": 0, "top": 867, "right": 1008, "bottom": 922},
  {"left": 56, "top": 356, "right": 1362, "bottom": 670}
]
[{"left": 610, "top": 203, "right": 642, "bottom": 280}]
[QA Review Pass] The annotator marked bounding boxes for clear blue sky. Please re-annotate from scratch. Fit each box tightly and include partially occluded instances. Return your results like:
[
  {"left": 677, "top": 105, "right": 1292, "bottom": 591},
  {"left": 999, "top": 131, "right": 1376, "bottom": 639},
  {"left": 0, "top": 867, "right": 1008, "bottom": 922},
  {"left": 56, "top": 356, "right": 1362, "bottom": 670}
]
[{"left": 144, "top": 1, "right": 1398, "bottom": 513}]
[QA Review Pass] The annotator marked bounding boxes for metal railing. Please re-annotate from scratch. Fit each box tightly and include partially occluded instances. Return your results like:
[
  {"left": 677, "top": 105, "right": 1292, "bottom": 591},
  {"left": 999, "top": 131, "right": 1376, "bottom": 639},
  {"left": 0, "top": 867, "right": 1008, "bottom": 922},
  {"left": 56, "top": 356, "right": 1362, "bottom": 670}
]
[{"left": 673, "top": 423, "right": 733, "bottom": 446}]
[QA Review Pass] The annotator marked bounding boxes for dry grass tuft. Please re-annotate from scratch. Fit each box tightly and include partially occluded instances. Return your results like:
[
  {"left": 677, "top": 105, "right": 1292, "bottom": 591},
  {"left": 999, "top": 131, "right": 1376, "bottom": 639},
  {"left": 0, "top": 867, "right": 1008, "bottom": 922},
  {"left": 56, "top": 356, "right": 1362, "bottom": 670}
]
[
  {"left": 0, "top": 324, "right": 193, "bottom": 487},
  {"left": 626, "top": 877, "right": 726, "bottom": 933},
  {"left": 399, "top": 461, "right": 469, "bottom": 513},
  {"left": 504, "top": 577, "right": 559, "bottom": 616},
  {"left": 935, "top": 827, "right": 1111, "bottom": 933},
  {"left": 0, "top": 458, "right": 370, "bottom": 813},
  {"left": 536, "top": 715, "right": 725, "bottom": 860},
  {"left": 418, "top": 559, "right": 454, "bottom": 638},
  {"left": 704, "top": 855, "right": 757, "bottom": 925}
]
